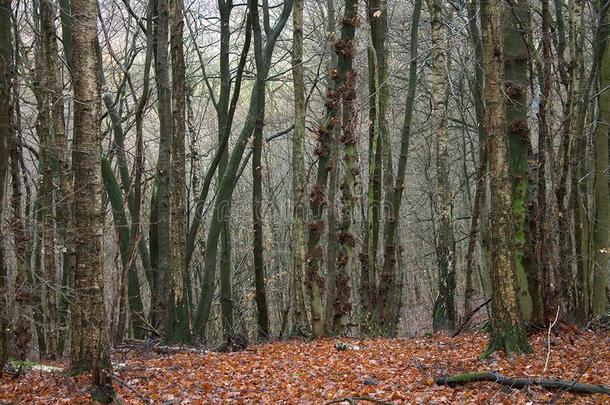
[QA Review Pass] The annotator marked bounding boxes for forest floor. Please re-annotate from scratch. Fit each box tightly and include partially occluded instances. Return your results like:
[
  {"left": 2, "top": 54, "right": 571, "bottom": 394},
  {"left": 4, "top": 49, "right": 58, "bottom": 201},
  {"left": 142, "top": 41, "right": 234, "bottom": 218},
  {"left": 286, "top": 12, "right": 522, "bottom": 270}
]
[{"left": 1, "top": 329, "right": 609, "bottom": 404}]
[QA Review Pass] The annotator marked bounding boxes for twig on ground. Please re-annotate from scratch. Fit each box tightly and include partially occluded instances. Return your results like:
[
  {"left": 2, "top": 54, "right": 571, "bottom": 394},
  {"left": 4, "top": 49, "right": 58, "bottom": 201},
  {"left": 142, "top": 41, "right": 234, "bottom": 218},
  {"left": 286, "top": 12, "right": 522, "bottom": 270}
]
[
  {"left": 543, "top": 306, "right": 560, "bottom": 374},
  {"left": 436, "top": 371, "right": 610, "bottom": 395},
  {"left": 103, "top": 370, "right": 152, "bottom": 404},
  {"left": 325, "top": 396, "right": 394, "bottom": 405}
]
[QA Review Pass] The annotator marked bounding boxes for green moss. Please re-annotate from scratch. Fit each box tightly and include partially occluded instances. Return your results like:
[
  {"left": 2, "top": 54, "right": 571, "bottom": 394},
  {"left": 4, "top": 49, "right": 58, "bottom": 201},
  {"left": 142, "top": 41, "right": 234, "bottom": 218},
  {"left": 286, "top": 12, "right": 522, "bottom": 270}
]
[
  {"left": 443, "top": 371, "right": 489, "bottom": 383},
  {"left": 483, "top": 318, "right": 531, "bottom": 358},
  {"left": 9, "top": 358, "right": 36, "bottom": 369},
  {"left": 91, "top": 386, "right": 114, "bottom": 404}
]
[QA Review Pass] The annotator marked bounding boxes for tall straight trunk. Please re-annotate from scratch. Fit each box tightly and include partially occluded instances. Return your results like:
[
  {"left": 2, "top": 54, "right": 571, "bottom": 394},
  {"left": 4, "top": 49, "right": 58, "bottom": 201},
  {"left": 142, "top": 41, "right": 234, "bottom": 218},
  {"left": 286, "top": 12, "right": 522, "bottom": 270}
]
[
  {"left": 531, "top": 0, "right": 553, "bottom": 325},
  {"left": 361, "top": 0, "right": 387, "bottom": 324},
  {"left": 377, "top": 0, "right": 422, "bottom": 335},
  {"left": 166, "top": 0, "right": 191, "bottom": 344},
  {"left": 152, "top": 0, "right": 172, "bottom": 329},
  {"left": 216, "top": 2, "right": 234, "bottom": 341},
  {"left": 556, "top": 0, "right": 584, "bottom": 314},
  {"left": 462, "top": 1, "right": 490, "bottom": 312},
  {"left": 428, "top": 0, "right": 456, "bottom": 332},
  {"left": 481, "top": 0, "right": 530, "bottom": 356},
  {"left": 305, "top": 0, "right": 352, "bottom": 337},
  {"left": 35, "top": 11, "right": 59, "bottom": 357},
  {"left": 591, "top": 0, "right": 610, "bottom": 317},
  {"left": 42, "top": 0, "right": 75, "bottom": 350},
  {"left": 0, "top": 0, "right": 11, "bottom": 367},
  {"left": 252, "top": 78, "right": 270, "bottom": 340},
  {"left": 69, "top": 0, "right": 113, "bottom": 397},
  {"left": 9, "top": 72, "right": 30, "bottom": 362},
  {"left": 332, "top": 0, "right": 359, "bottom": 334},
  {"left": 504, "top": 0, "right": 533, "bottom": 322},
  {"left": 252, "top": 12, "right": 270, "bottom": 338},
  {"left": 289, "top": 0, "right": 308, "bottom": 332},
  {"left": 324, "top": 0, "right": 340, "bottom": 333},
  {"left": 463, "top": 155, "right": 487, "bottom": 315}
]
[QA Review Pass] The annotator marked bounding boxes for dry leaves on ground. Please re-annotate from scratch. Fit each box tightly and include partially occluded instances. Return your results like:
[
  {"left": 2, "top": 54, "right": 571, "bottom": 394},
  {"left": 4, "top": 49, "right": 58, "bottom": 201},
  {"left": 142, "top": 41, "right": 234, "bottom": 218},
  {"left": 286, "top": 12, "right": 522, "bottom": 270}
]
[{"left": 1, "top": 330, "right": 609, "bottom": 404}]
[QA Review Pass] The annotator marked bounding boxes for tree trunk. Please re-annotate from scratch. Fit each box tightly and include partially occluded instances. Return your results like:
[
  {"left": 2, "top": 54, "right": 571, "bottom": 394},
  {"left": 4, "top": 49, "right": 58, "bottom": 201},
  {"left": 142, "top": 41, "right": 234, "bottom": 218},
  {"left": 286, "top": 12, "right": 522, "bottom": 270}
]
[
  {"left": 35, "top": 8, "right": 59, "bottom": 357},
  {"left": 42, "top": 0, "right": 75, "bottom": 351},
  {"left": 361, "top": 0, "right": 387, "bottom": 325},
  {"left": 305, "top": 0, "right": 348, "bottom": 337},
  {"left": 69, "top": 0, "right": 113, "bottom": 397},
  {"left": 530, "top": 0, "right": 553, "bottom": 326},
  {"left": 332, "top": 0, "right": 359, "bottom": 334},
  {"left": 152, "top": 0, "right": 172, "bottom": 329},
  {"left": 289, "top": 0, "right": 308, "bottom": 334},
  {"left": 9, "top": 82, "right": 30, "bottom": 362},
  {"left": 428, "top": 0, "right": 456, "bottom": 332},
  {"left": 377, "top": 0, "right": 422, "bottom": 335},
  {"left": 591, "top": 0, "right": 610, "bottom": 317},
  {"left": 194, "top": 0, "right": 293, "bottom": 338},
  {"left": 0, "top": 0, "right": 11, "bottom": 368},
  {"left": 481, "top": 0, "right": 530, "bottom": 356},
  {"left": 324, "top": 0, "right": 340, "bottom": 334},
  {"left": 252, "top": 21, "right": 270, "bottom": 339},
  {"left": 166, "top": 0, "right": 192, "bottom": 344},
  {"left": 504, "top": 0, "right": 533, "bottom": 322}
]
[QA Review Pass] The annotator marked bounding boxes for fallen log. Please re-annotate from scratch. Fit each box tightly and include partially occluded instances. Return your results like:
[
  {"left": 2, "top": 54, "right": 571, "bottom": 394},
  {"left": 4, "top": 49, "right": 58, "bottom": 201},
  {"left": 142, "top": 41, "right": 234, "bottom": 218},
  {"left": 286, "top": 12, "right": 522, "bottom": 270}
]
[{"left": 436, "top": 371, "right": 610, "bottom": 395}]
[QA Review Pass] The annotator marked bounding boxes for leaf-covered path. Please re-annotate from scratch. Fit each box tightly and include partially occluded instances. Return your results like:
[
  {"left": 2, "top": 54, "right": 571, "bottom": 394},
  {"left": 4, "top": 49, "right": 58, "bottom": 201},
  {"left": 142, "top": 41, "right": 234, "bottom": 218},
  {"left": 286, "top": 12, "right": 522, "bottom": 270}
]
[{"left": 2, "top": 330, "right": 609, "bottom": 403}]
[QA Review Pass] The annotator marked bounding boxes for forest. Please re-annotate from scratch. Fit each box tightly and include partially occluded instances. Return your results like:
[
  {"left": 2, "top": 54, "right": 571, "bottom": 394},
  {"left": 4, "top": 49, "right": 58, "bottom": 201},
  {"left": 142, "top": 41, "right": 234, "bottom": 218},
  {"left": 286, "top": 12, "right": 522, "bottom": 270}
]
[{"left": 0, "top": 0, "right": 609, "bottom": 402}]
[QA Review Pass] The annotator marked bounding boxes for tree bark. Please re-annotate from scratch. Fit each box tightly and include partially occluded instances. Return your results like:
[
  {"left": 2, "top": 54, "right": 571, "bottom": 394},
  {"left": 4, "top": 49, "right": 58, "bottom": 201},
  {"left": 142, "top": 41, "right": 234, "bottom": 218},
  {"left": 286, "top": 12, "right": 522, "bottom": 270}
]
[
  {"left": 377, "top": 0, "right": 422, "bottom": 335},
  {"left": 332, "top": 0, "right": 359, "bottom": 334},
  {"left": 0, "top": 0, "right": 11, "bottom": 368},
  {"left": 361, "top": 0, "right": 387, "bottom": 325},
  {"left": 481, "top": 0, "right": 530, "bottom": 356},
  {"left": 428, "top": 0, "right": 456, "bottom": 332},
  {"left": 289, "top": 0, "right": 308, "bottom": 334},
  {"left": 35, "top": 6, "right": 59, "bottom": 357},
  {"left": 252, "top": 7, "right": 270, "bottom": 338},
  {"left": 151, "top": 0, "right": 173, "bottom": 329},
  {"left": 591, "top": 0, "right": 610, "bottom": 317},
  {"left": 69, "top": 0, "right": 113, "bottom": 396},
  {"left": 166, "top": 0, "right": 192, "bottom": 344},
  {"left": 504, "top": 0, "right": 533, "bottom": 322}
]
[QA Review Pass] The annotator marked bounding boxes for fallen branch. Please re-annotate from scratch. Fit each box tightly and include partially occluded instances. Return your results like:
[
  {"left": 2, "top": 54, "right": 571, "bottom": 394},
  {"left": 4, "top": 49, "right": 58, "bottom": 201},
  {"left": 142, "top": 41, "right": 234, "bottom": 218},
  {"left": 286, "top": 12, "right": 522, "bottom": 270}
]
[
  {"left": 103, "top": 370, "right": 152, "bottom": 404},
  {"left": 325, "top": 396, "right": 393, "bottom": 405},
  {"left": 436, "top": 371, "right": 610, "bottom": 395},
  {"left": 452, "top": 298, "right": 490, "bottom": 337}
]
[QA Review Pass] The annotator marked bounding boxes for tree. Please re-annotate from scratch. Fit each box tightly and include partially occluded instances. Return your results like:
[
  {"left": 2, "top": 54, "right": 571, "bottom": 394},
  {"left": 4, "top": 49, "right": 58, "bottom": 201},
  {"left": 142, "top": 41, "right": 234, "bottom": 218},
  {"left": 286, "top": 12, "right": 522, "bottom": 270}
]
[
  {"left": 0, "top": 0, "right": 11, "bottom": 371},
  {"left": 252, "top": 0, "right": 271, "bottom": 340},
  {"left": 332, "top": 0, "right": 359, "bottom": 334},
  {"left": 361, "top": 0, "right": 388, "bottom": 325},
  {"left": 377, "top": 0, "right": 423, "bottom": 335},
  {"left": 289, "top": 0, "right": 308, "bottom": 333},
  {"left": 428, "top": 0, "right": 456, "bottom": 332},
  {"left": 167, "top": 0, "right": 191, "bottom": 343},
  {"left": 69, "top": 0, "right": 114, "bottom": 397},
  {"left": 503, "top": 0, "right": 533, "bottom": 322},
  {"left": 194, "top": 0, "right": 293, "bottom": 339},
  {"left": 34, "top": 0, "right": 59, "bottom": 357},
  {"left": 481, "top": 0, "right": 530, "bottom": 355},
  {"left": 151, "top": 0, "right": 173, "bottom": 329},
  {"left": 591, "top": 0, "right": 610, "bottom": 317}
]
